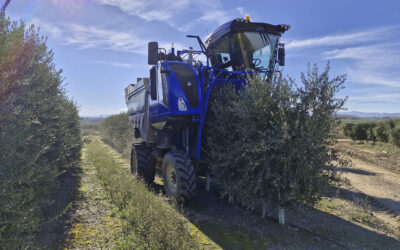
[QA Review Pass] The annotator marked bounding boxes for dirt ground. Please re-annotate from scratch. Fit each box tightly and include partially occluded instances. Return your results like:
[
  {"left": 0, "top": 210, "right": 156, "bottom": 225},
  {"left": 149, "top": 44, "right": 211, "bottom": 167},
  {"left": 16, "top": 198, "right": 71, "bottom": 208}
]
[
  {"left": 335, "top": 140, "right": 400, "bottom": 233},
  {"left": 57, "top": 136, "right": 400, "bottom": 249},
  {"left": 184, "top": 178, "right": 400, "bottom": 249}
]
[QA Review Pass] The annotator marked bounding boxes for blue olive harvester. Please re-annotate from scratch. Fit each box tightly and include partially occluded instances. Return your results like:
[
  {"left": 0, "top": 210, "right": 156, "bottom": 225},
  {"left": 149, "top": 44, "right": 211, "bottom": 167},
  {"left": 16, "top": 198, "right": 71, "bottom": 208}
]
[{"left": 125, "top": 17, "right": 290, "bottom": 202}]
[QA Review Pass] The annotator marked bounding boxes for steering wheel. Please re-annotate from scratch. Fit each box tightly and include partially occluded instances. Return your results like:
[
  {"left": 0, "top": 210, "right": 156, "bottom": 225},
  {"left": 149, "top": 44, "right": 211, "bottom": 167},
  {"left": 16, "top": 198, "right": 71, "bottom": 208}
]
[{"left": 252, "top": 58, "right": 261, "bottom": 67}]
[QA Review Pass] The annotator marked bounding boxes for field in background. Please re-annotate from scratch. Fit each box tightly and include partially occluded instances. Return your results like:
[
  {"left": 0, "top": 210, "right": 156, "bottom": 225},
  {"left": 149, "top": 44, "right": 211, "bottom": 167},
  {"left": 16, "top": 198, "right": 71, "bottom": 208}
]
[{"left": 80, "top": 117, "right": 105, "bottom": 136}]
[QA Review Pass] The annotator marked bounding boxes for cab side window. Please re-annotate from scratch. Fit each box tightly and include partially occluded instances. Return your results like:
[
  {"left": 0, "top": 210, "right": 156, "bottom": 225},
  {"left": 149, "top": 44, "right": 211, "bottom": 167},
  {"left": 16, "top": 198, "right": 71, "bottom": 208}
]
[{"left": 210, "top": 37, "right": 233, "bottom": 71}]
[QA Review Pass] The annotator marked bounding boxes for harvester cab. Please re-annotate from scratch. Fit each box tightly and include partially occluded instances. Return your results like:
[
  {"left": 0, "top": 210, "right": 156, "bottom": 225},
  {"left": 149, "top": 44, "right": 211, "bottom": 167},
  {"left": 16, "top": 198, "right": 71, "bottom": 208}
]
[
  {"left": 205, "top": 17, "right": 290, "bottom": 71},
  {"left": 125, "top": 17, "right": 290, "bottom": 202}
]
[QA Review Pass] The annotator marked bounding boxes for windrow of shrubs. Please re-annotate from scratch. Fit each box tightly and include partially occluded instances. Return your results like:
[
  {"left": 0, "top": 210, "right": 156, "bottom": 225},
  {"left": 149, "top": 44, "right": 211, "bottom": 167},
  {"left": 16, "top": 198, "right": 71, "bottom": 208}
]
[
  {"left": 99, "top": 112, "right": 135, "bottom": 159},
  {"left": 200, "top": 64, "right": 347, "bottom": 215},
  {"left": 343, "top": 120, "right": 400, "bottom": 147},
  {"left": 86, "top": 138, "right": 201, "bottom": 249},
  {"left": 0, "top": 11, "right": 81, "bottom": 248}
]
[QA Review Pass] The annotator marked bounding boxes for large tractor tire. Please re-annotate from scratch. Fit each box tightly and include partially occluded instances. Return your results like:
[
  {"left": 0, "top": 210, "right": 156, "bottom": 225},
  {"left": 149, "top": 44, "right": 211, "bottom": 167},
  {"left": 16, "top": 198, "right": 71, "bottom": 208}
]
[
  {"left": 162, "top": 151, "right": 197, "bottom": 202},
  {"left": 131, "top": 143, "right": 156, "bottom": 184}
]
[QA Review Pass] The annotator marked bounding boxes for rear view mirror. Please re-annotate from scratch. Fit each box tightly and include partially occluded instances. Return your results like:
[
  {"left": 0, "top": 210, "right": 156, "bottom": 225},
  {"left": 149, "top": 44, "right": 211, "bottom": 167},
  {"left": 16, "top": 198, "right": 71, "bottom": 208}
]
[
  {"left": 148, "top": 42, "right": 158, "bottom": 65},
  {"left": 278, "top": 46, "right": 285, "bottom": 66}
]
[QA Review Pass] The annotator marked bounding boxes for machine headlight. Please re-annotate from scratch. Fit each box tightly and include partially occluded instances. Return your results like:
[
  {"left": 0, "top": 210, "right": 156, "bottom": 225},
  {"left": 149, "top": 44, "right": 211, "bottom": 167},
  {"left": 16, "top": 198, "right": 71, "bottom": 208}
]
[{"left": 178, "top": 97, "right": 187, "bottom": 111}]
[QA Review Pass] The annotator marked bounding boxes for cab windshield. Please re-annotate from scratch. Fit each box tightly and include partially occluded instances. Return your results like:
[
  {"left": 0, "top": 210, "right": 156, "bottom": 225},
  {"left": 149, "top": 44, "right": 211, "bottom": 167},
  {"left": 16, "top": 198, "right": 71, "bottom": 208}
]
[{"left": 210, "top": 31, "right": 278, "bottom": 71}]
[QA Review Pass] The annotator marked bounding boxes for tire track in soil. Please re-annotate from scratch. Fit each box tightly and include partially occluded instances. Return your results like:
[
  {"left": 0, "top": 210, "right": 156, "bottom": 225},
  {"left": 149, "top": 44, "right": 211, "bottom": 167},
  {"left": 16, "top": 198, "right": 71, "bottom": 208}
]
[{"left": 336, "top": 141, "right": 400, "bottom": 230}]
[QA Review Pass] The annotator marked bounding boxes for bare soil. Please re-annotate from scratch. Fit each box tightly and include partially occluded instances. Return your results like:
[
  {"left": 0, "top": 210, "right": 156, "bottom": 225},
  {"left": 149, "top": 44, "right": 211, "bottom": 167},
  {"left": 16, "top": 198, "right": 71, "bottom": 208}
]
[
  {"left": 336, "top": 140, "right": 400, "bottom": 230},
  {"left": 53, "top": 136, "right": 400, "bottom": 249},
  {"left": 184, "top": 178, "right": 400, "bottom": 249}
]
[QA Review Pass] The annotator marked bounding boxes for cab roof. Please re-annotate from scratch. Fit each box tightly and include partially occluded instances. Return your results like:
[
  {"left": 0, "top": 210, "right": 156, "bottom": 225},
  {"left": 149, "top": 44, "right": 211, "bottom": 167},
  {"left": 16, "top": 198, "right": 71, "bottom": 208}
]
[{"left": 204, "top": 18, "right": 290, "bottom": 49}]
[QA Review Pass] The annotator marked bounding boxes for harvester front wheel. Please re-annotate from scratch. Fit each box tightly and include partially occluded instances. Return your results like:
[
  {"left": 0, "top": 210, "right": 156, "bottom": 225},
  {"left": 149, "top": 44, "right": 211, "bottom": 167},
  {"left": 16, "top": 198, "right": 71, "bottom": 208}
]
[
  {"left": 131, "top": 143, "right": 156, "bottom": 184},
  {"left": 162, "top": 151, "right": 197, "bottom": 202}
]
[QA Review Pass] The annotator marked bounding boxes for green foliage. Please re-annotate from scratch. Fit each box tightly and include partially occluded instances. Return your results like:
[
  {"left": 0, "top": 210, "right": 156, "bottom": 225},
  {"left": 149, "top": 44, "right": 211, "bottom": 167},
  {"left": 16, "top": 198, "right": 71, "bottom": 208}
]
[
  {"left": 342, "top": 119, "right": 400, "bottom": 146},
  {"left": 86, "top": 139, "right": 200, "bottom": 249},
  {"left": 202, "top": 64, "right": 346, "bottom": 208},
  {"left": 391, "top": 128, "right": 400, "bottom": 148},
  {"left": 352, "top": 123, "right": 368, "bottom": 142},
  {"left": 388, "top": 120, "right": 396, "bottom": 130},
  {"left": 366, "top": 123, "right": 377, "bottom": 143},
  {"left": 376, "top": 123, "right": 390, "bottom": 142},
  {"left": 80, "top": 117, "right": 103, "bottom": 136},
  {"left": 0, "top": 13, "right": 81, "bottom": 248},
  {"left": 343, "top": 123, "right": 354, "bottom": 137},
  {"left": 99, "top": 113, "right": 135, "bottom": 158}
]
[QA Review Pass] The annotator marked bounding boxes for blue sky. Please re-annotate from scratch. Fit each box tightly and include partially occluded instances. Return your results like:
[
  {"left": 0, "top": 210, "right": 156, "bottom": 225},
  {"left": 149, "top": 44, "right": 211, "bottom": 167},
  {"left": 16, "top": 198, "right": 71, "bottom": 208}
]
[{"left": 6, "top": 0, "right": 400, "bottom": 116}]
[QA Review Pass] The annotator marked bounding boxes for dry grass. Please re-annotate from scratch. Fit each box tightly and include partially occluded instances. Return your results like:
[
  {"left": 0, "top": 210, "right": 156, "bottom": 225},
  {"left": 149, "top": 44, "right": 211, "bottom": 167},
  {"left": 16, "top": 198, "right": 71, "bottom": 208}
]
[{"left": 85, "top": 137, "right": 205, "bottom": 249}]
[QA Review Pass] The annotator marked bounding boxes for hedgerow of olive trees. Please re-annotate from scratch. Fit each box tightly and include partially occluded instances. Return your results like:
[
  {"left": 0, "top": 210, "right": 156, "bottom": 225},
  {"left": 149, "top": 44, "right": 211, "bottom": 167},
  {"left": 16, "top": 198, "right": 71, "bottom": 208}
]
[
  {"left": 342, "top": 120, "right": 400, "bottom": 147},
  {"left": 343, "top": 123, "right": 354, "bottom": 138},
  {"left": 376, "top": 123, "right": 390, "bottom": 142},
  {"left": 392, "top": 128, "right": 400, "bottom": 148},
  {"left": 99, "top": 113, "right": 135, "bottom": 158},
  {"left": 352, "top": 123, "right": 368, "bottom": 142},
  {"left": 0, "top": 10, "right": 81, "bottom": 248},
  {"left": 202, "top": 64, "right": 346, "bottom": 222}
]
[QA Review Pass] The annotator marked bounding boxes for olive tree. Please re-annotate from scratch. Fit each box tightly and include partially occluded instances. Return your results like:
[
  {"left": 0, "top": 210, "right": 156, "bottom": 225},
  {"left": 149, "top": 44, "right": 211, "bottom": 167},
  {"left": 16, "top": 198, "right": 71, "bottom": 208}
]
[
  {"left": 203, "top": 63, "right": 347, "bottom": 224},
  {"left": 343, "top": 123, "right": 354, "bottom": 138},
  {"left": 376, "top": 123, "right": 389, "bottom": 142},
  {"left": 391, "top": 128, "right": 400, "bottom": 148}
]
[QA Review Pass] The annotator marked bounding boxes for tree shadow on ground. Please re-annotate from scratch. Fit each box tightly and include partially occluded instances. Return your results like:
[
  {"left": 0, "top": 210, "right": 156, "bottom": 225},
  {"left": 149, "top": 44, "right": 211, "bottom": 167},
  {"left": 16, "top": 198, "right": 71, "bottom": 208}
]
[
  {"left": 334, "top": 167, "right": 377, "bottom": 176},
  {"left": 182, "top": 178, "right": 400, "bottom": 250},
  {"left": 336, "top": 185, "right": 400, "bottom": 215},
  {"left": 35, "top": 166, "right": 82, "bottom": 249}
]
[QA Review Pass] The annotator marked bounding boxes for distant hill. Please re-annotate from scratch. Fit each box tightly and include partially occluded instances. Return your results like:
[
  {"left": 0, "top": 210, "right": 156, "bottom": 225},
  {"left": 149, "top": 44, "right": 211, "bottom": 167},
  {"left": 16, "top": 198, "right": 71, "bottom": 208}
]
[{"left": 338, "top": 111, "right": 400, "bottom": 119}]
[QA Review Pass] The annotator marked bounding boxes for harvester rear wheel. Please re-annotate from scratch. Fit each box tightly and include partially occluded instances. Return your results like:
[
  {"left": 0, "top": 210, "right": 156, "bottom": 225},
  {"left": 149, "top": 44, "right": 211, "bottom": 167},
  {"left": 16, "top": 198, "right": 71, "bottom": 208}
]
[
  {"left": 162, "top": 151, "right": 197, "bottom": 203},
  {"left": 131, "top": 143, "right": 156, "bottom": 184}
]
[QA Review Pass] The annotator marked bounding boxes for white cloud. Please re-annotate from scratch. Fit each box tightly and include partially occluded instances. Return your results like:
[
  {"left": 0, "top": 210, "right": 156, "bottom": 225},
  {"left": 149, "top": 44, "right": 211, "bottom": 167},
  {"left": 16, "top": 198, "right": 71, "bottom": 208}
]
[
  {"left": 179, "top": 9, "right": 232, "bottom": 32},
  {"left": 323, "top": 43, "right": 400, "bottom": 88},
  {"left": 344, "top": 90, "right": 400, "bottom": 112},
  {"left": 286, "top": 26, "right": 397, "bottom": 50},
  {"left": 349, "top": 93, "right": 400, "bottom": 103},
  {"left": 50, "top": 0, "right": 83, "bottom": 14},
  {"left": 32, "top": 18, "right": 147, "bottom": 54},
  {"left": 286, "top": 26, "right": 400, "bottom": 90},
  {"left": 347, "top": 71, "right": 400, "bottom": 88},
  {"left": 89, "top": 60, "right": 148, "bottom": 69},
  {"left": 36, "top": 19, "right": 63, "bottom": 38},
  {"left": 92, "top": 0, "right": 237, "bottom": 32},
  {"left": 195, "top": 9, "right": 231, "bottom": 25},
  {"left": 92, "top": 0, "right": 190, "bottom": 24},
  {"left": 32, "top": 18, "right": 193, "bottom": 55},
  {"left": 323, "top": 43, "right": 400, "bottom": 62},
  {"left": 237, "top": 7, "right": 244, "bottom": 16}
]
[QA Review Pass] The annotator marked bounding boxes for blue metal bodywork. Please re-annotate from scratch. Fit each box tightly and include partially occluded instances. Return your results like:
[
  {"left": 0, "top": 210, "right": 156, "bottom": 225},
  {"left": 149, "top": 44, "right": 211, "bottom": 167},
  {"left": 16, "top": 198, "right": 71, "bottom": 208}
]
[
  {"left": 126, "top": 18, "right": 289, "bottom": 161},
  {"left": 151, "top": 61, "right": 202, "bottom": 120}
]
